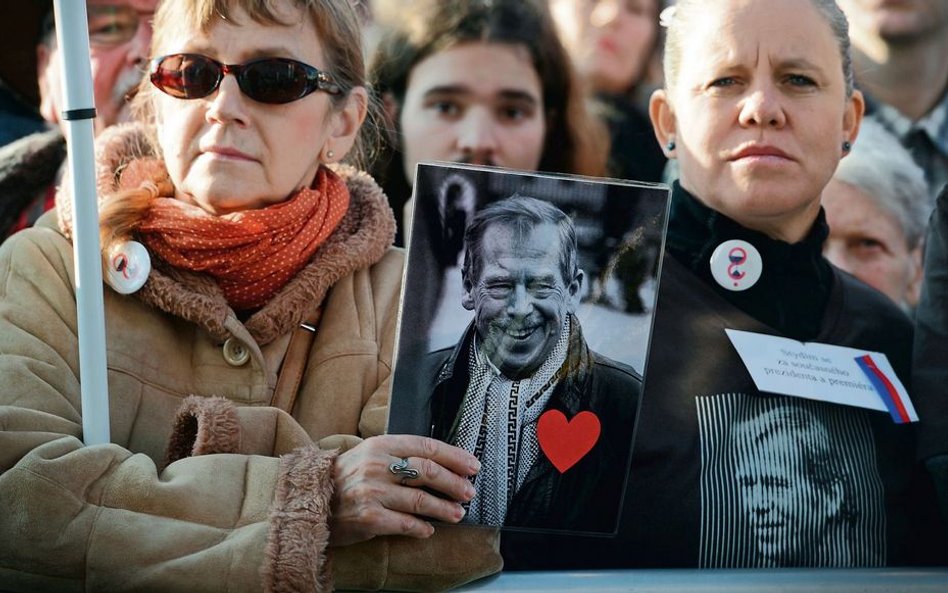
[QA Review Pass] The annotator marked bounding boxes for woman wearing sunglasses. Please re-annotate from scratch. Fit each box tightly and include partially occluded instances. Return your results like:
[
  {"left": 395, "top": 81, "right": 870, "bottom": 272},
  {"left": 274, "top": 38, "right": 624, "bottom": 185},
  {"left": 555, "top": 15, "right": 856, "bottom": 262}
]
[{"left": 0, "top": 1, "right": 501, "bottom": 591}]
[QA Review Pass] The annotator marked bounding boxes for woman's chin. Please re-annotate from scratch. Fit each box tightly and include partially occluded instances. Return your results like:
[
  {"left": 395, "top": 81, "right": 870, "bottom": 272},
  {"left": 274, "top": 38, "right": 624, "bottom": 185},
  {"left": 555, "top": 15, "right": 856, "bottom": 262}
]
[
  {"left": 726, "top": 178, "right": 820, "bottom": 213},
  {"left": 186, "top": 192, "right": 269, "bottom": 216},
  {"left": 180, "top": 180, "right": 283, "bottom": 215}
]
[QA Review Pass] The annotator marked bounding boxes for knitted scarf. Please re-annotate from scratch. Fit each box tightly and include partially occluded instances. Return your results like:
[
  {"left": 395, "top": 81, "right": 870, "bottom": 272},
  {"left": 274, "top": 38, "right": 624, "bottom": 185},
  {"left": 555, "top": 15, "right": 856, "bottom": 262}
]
[
  {"left": 122, "top": 159, "right": 349, "bottom": 311},
  {"left": 455, "top": 318, "right": 571, "bottom": 526}
]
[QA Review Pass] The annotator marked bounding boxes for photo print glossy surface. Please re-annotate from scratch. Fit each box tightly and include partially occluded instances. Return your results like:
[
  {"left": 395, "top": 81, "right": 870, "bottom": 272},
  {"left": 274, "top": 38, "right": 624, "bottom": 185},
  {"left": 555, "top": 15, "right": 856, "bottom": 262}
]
[{"left": 388, "top": 162, "right": 671, "bottom": 534}]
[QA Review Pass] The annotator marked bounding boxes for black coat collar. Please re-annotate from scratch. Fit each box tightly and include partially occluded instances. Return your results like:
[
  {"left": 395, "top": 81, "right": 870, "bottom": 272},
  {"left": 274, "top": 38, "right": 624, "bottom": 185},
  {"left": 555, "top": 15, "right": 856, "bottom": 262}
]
[{"left": 664, "top": 181, "right": 833, "bottom": 341}]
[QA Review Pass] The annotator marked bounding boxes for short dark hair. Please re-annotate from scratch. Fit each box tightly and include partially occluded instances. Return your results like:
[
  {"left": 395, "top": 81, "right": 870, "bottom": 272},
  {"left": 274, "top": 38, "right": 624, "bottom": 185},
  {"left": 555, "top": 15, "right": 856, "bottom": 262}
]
[
  {"left": 461, "top": 195, "right": 578, "bottom": 288},
  {"left": 369, "top": 0, "right": 608, "bottom": 177}
]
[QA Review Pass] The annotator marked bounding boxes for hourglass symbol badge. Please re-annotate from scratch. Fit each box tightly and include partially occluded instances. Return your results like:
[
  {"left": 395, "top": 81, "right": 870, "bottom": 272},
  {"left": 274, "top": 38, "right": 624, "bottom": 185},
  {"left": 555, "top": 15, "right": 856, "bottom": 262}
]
[
  {"left": 710, "top": 239, "right": 762, "bottom": 291},
  {"left": 105, "top": 240, "right": 152, "bottom": 295}
]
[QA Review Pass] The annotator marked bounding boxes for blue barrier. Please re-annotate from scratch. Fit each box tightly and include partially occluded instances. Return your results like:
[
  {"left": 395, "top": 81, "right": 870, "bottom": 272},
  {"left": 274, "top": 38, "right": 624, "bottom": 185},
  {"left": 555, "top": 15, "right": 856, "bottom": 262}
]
[{"left": 454, "top": 568, "right": 948, "bottom": 592}]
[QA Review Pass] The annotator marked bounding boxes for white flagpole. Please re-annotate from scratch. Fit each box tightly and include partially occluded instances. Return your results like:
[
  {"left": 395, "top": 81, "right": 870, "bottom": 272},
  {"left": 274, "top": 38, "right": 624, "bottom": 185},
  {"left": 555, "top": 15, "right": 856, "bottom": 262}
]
[{"left": 53, "top": 0, "right": 111, "bottom": 446}]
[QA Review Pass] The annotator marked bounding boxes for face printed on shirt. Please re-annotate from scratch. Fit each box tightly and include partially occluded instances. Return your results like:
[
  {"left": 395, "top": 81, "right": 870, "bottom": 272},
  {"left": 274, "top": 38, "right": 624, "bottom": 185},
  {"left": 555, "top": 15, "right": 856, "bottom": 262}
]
[
  {"left": 697, "top": 395, "right": 883, "bottom": 568},
  {"left": 733, "top": 427, "right": 843, "bottom": 565}
]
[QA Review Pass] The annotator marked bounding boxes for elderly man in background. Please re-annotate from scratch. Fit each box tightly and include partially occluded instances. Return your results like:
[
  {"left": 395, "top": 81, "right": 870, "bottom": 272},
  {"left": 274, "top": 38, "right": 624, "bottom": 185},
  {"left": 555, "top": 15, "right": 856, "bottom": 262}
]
[
  {"left": 822, "top": 118, "right": 932, "bottom": 311},
  {"left": 838, "top": 0, "right": 948, "bottom": 197},
  {"left": 0, "top": 0, "right": 156, "bottom": 239}
]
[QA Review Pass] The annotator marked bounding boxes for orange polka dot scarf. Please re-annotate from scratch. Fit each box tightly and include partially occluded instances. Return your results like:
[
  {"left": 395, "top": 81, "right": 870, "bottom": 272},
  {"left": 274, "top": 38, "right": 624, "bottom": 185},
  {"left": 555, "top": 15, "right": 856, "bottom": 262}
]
[{"left": 136, "top": 165, "right": 349, "bottom": 311}]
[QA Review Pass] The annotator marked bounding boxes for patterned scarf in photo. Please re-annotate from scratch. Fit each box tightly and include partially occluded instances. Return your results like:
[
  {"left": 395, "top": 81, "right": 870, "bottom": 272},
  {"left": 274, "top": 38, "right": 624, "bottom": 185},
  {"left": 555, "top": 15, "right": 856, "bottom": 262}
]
[{"left": 454, "top": 318, "right": 571, "bottom": 526}]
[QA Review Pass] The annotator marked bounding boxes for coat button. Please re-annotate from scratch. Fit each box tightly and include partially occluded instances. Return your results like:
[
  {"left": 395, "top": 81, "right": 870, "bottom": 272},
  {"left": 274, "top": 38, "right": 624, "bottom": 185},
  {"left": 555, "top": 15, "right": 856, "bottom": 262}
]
[{"left": 222, "top": 338, "right": 250, "bottom": 366}]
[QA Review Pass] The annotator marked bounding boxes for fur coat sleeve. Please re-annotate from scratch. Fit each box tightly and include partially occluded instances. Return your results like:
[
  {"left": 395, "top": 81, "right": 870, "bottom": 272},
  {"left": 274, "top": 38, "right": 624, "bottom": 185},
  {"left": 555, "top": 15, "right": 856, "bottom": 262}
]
[{"left": 0, "top": 211, "right": 500, "bottom": 592}]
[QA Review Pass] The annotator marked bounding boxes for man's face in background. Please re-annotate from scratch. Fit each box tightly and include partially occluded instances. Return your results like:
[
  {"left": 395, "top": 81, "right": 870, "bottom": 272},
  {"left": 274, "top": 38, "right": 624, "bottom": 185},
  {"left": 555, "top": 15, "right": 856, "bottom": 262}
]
[
  {"left": 839, "top": 0, "right": 947, "bottom": 43},
  {"left": 37, "top": 0, "right": 157, "bottom": 135}
]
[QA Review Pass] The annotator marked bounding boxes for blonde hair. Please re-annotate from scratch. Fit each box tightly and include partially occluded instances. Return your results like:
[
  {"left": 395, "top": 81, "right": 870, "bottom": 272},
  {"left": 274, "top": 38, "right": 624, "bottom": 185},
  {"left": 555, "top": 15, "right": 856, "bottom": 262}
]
[
  {"left": 101, "top": 0, "right": 379, "bottom": 252},
  {"left": 662, "top": 0, "right": 855, "bottom": 96}
]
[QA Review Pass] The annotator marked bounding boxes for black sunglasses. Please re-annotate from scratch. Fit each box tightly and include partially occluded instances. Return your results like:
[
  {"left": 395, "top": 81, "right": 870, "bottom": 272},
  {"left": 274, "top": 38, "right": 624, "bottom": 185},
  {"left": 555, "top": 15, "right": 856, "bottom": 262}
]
[{"left": 149, "top": 53, "right": 342, "bottom": 105}]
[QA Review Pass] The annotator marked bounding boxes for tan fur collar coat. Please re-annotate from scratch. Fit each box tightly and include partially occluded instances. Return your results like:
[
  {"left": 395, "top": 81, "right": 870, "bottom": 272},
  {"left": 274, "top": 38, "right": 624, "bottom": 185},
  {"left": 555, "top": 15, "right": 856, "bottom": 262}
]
[
  {"left": 0, "top": 123, "right": 501, "bottom": 592},
  {"left": 56, "top": 123, "right": 395, "bottom": 346}
]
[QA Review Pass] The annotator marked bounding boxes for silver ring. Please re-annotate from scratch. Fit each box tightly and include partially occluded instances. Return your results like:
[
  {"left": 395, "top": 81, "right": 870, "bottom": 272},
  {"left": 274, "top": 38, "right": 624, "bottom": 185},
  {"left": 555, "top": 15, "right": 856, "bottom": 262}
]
[{"left": 389, "top": 457, "right": 420, "bottom": 480}]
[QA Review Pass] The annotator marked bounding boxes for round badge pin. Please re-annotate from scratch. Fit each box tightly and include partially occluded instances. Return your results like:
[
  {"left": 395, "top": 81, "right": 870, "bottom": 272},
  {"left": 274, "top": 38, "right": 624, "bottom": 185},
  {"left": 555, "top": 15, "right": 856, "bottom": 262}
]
[
  {"left": 105, "top": 240, "right": 151, "bottom": 295},
  {"left": 709, "top": 239, "right": 762, "bottom": 291}
]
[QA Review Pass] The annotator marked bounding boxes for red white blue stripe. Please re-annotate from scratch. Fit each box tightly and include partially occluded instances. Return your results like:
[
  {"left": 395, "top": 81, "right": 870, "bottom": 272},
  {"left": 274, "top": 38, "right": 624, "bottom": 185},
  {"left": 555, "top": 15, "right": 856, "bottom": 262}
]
[{"left": 855, "top": 354, "right": 912, "bottom": 424}]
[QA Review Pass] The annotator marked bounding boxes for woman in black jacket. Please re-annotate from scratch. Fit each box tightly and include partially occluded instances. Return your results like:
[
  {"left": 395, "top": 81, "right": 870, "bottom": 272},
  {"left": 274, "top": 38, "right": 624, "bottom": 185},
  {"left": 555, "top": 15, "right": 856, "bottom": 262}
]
[{"left": 503, "top": 0, "right": 945, "bottom": 570}]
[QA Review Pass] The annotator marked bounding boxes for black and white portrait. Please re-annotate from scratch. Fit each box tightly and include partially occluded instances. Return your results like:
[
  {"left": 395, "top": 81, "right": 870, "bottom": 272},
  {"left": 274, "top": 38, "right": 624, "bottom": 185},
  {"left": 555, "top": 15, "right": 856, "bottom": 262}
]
[
  {"left": 697, "top": 394, "right": 886, "bottom": 567},
  {"left": 389, "top": 163, "right": 670, "bottom": 534}
]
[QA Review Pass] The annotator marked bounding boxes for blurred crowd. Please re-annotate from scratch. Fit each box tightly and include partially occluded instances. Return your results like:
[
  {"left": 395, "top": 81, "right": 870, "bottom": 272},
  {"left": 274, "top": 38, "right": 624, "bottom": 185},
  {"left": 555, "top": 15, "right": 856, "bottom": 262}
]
[{"left": 4, "top": 0, "right": 942, "bottom": 310}]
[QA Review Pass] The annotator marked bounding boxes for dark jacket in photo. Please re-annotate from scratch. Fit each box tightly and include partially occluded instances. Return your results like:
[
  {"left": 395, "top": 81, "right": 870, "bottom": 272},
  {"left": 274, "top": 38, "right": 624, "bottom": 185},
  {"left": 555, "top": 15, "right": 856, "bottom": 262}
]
[{"left": 425, "top": 316, "right": 642, "bottom": 533}]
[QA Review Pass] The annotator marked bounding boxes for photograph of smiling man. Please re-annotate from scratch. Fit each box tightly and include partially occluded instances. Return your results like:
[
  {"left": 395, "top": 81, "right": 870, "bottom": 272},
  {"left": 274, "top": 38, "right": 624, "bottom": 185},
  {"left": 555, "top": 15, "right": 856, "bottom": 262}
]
[{"left": 388, "top": 163, "right": 669, "bottom": 534}]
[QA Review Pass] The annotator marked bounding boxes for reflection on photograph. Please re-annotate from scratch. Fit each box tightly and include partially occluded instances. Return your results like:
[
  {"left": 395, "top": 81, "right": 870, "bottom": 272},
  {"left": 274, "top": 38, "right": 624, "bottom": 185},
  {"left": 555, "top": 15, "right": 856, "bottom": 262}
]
[
  {"left": 429, "top": 196, "right": 640, "bottom": 529},
  {"left": 390, "top": 163, "right": 670, "bottom": 534}
]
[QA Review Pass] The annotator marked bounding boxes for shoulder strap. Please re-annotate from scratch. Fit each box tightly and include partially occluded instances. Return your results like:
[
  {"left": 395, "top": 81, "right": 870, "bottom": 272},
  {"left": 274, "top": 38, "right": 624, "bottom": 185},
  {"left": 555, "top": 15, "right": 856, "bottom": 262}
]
[{"left": 270, "top": 307, "right": 323, "bottom": 413}]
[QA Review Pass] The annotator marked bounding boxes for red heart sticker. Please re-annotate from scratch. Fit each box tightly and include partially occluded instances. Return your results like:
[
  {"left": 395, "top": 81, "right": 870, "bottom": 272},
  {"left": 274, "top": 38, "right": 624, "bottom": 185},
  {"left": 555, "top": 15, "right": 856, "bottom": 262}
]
[{"left": 537, "top": 410, "right": 601, "bottom": 473}]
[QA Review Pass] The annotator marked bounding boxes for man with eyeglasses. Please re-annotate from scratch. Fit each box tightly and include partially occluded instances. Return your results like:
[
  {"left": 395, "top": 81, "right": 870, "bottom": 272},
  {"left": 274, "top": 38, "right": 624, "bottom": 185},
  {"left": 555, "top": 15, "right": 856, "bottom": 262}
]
[{"left": 0, "top": 0, "right": 157, "bottom": 240}]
